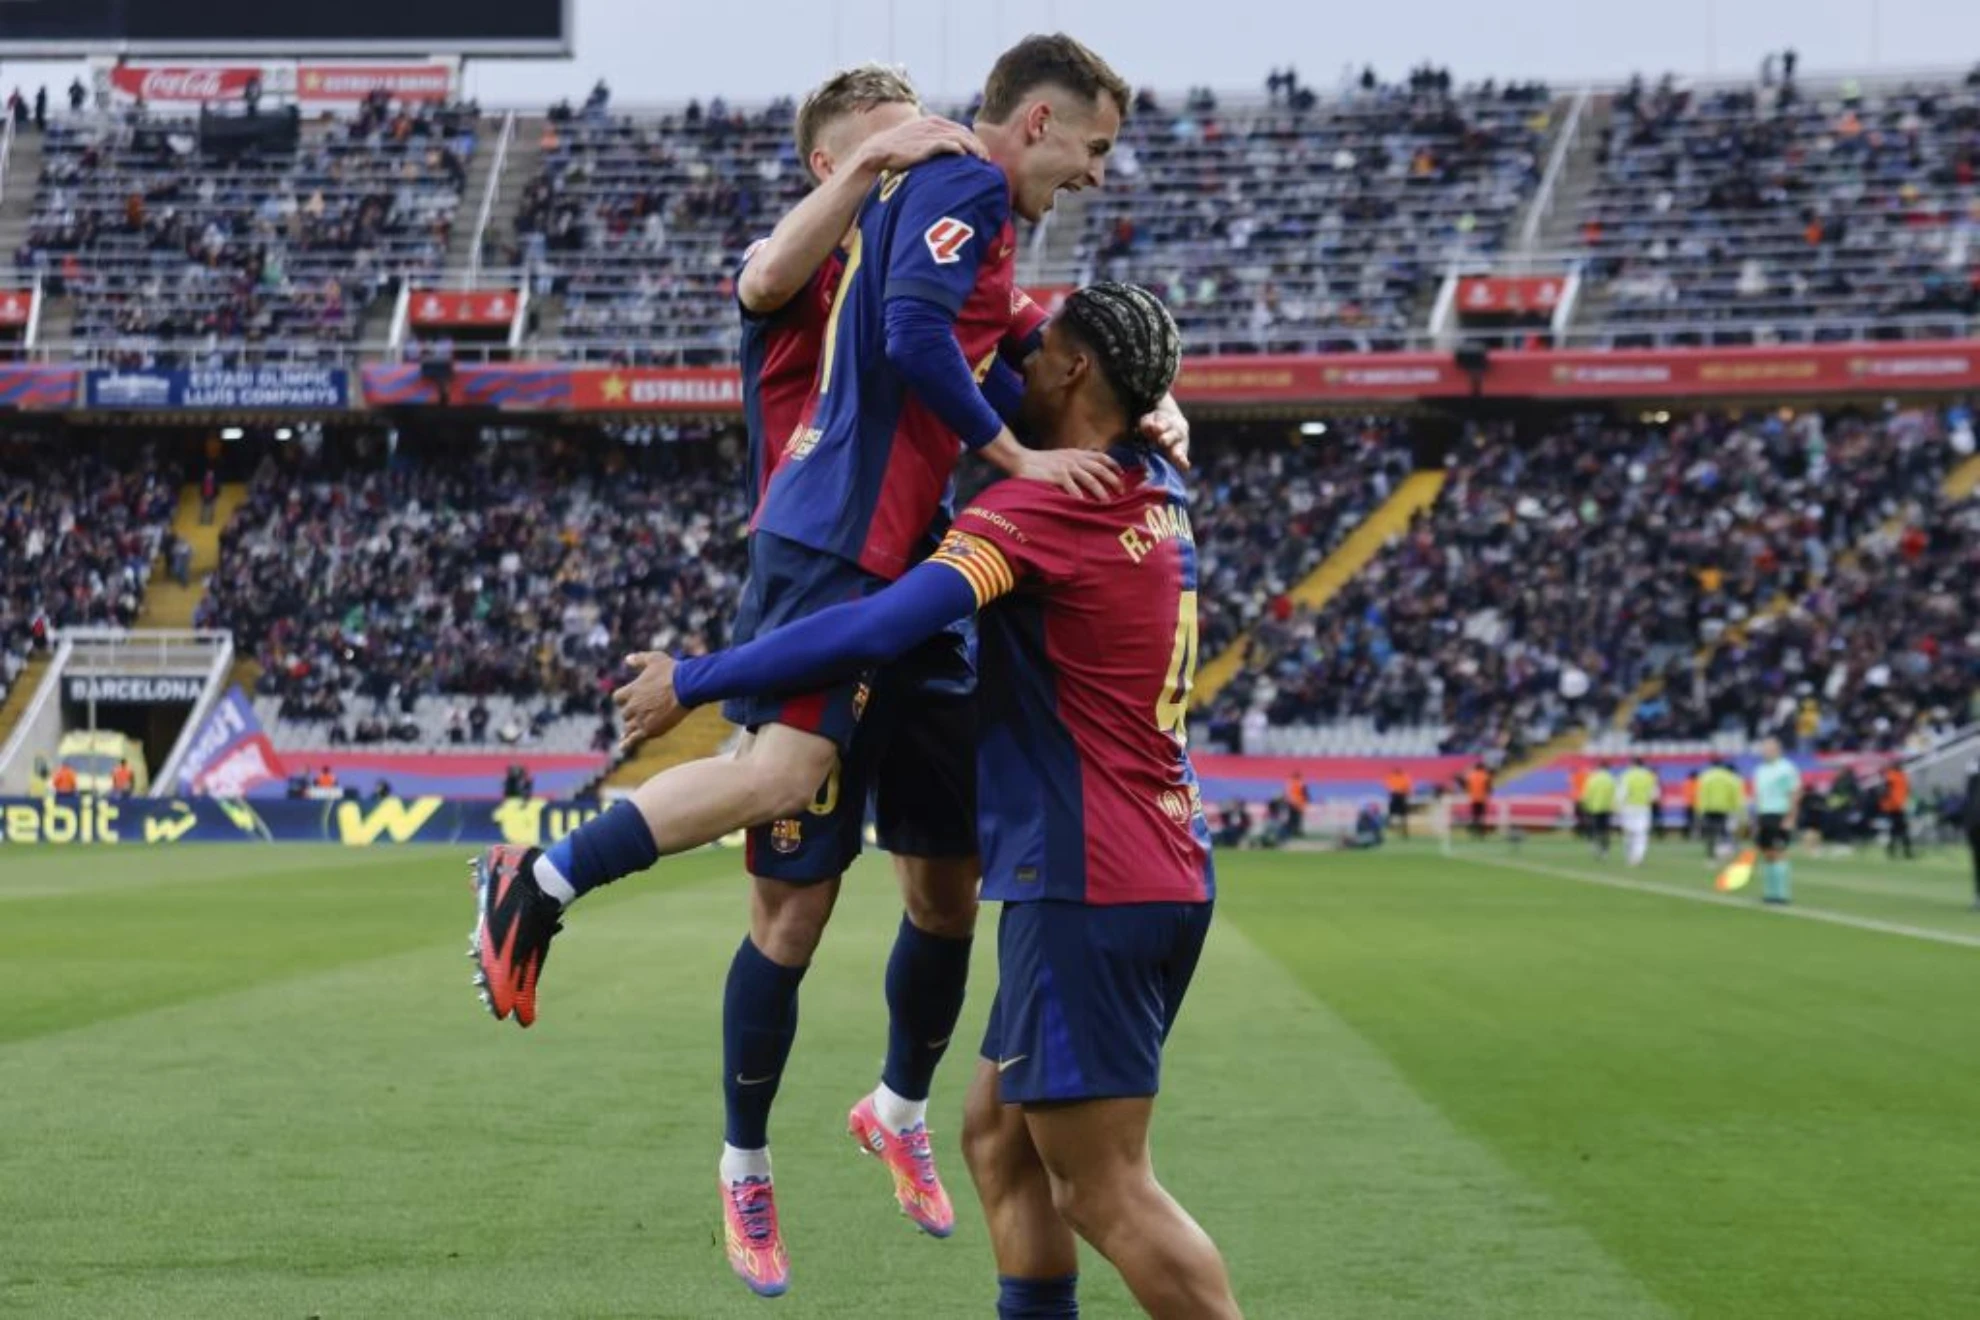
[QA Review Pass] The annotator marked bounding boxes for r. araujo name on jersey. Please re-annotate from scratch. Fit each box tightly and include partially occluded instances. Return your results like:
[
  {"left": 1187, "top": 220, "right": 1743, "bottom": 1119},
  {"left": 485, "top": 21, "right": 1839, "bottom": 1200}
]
[
  {"left": 753, "top": 153, "right": 1030, "bottom": 580},
  {"left": 930, "top": 447, "right": 1215, "bottom": 907}
]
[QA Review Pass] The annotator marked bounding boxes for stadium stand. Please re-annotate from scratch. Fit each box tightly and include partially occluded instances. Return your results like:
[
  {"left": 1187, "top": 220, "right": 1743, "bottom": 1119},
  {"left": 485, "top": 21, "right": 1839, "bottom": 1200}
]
[
  {"left": 1576, "top": 72, "right": 1980, "bottom": 347},
  {"left": 1192, "top": 419, "right": 1415, "bottom": 660},
  {"left": 1631, "top": 403, "right": 1979, "bottom": 751},
  {"left": 0, "top": 444, "right": 181, "bottom": 704},
  {"left": 1073, "top": 78, "right": 1554, "bottom": 353},
  {"left": 18, "top": 95, "right": 477, "bottom": 362},
  {"left": 1202, "top": 404, "right": 1967, "bottom": 761},
  {"left": 507, "top": 98, "right": 803, "bottom": 364},
  {"left": 195, "top": 433, "right": 750, "bottom": 756}
]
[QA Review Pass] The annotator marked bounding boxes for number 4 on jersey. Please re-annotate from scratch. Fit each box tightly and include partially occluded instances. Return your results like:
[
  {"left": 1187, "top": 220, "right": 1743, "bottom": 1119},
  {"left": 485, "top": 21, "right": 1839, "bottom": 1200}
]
[{"left": 1155, "top": 590, "right": 1200, "bottom": 742}]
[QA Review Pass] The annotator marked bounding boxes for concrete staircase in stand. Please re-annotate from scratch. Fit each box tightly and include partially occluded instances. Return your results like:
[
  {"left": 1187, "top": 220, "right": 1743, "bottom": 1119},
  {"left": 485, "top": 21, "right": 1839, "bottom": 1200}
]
[
  {"left": 457, "top": 116, "right": 546, "bottom": 276},
  {"left": 0, "top": 653, "right": 51, "bottom": 758},
  {"left": 1192, "top": 470, "right": 1447, "bottom": 709},
  {"left": 0, "top": 126, "right": 45, "bottom": 264},
  {"left": 600, "top": 707, "right": 734, "bottom": 793},
  {"left": 136, "top": 483, "right": 248, "bottom": 630}
]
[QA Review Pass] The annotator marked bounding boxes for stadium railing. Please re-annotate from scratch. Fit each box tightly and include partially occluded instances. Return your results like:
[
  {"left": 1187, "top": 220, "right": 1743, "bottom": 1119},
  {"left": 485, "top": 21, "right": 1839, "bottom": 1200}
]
[
  {"left": 468, "top": 112, "right": 518, "bottom": 284},
  {"left": 1516, "top": 87, "right": 1592, "bottom": 253}
]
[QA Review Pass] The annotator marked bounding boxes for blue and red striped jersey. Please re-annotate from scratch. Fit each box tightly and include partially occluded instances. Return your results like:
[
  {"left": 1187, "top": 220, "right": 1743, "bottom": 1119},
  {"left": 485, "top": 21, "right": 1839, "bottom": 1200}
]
[
  {"left": 736, "top": 246, "right": 843, "bottom": 514},
  {"left": 752, "top": 154, "right": 1025, "bottom": 580},
  {"left": 929, "top": 446, "right": 1216, "bottom": 906}
]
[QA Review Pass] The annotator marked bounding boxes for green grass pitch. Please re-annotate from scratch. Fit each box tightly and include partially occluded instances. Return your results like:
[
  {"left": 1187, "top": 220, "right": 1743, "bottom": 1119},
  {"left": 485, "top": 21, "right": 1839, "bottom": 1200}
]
[{"left": 4, "top": 836, "right": 1978, "bottom": 1318}]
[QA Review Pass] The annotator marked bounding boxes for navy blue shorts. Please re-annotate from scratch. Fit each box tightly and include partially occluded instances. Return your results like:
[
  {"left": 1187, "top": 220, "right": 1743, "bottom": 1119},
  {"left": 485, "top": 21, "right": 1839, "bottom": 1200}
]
[
  {"left": 726, "top": 532, "right": 883, "bottom": 885},
  {"left": 741, "top": 722, "right": 882, "bottom": 885},
  {"left": 870, "top": 626, "right": 978, "bottom": 861},
  {"left": 981, "top": 899, "right": 1213, "bottom": 1105},
  {"left": 723, "top": 531, "right": 883, "bottom": 756}
]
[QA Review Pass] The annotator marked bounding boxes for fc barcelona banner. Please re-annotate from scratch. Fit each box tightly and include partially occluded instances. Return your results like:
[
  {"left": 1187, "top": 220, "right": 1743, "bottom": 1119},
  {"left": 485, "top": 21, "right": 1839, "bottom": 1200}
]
[{"left": 0, "top": 795, "right": 615, "bottom": 848}]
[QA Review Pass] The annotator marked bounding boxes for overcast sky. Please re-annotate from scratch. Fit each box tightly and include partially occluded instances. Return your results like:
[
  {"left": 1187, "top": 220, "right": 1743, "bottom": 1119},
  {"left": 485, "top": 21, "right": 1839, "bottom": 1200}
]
[{"left": 4, "top": 0, "right": 1978, "bottom": 105}]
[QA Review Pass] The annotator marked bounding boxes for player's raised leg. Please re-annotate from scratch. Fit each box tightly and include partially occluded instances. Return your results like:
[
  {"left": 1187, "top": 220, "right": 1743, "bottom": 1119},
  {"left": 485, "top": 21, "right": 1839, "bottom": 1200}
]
[
  {"left": 961, "top": 1046, "right": 1081, "bottom": 1317},
  {"left": 466, "top": 723, "right": 836, "bottom": 1026}
]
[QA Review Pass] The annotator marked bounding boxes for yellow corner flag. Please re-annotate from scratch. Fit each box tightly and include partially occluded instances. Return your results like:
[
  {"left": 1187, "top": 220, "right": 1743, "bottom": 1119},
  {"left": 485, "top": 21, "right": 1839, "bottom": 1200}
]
[{"left": 1715, "top": 849, "right": 1757, "bottom": 893}]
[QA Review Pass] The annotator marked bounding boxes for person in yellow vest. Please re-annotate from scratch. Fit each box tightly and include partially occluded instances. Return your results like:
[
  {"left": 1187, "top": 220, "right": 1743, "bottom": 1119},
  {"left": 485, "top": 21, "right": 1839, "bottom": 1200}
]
[
  {"left": 1696, "top": 761, "right": 1745, "bottom": 859},
  {"left": 1579, "top": 762, "right": 1618, "bottom": 858},
  {"left": 1618, "top": 757, "right": 1661, "bottom": 867}
]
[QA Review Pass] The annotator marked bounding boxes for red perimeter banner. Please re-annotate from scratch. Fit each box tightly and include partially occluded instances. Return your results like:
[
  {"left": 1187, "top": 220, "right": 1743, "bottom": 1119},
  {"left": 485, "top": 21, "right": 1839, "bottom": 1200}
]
[
  {"left": 106, "top": 61, "right": 453, "bottom": 106},
  {"left": 356, "top": 341, "right": 1980, "bottom": 413},
  {"left": 409, "top": 290, "right": 520, "bottom": 329},
  {"left": 1457, "top": 275, "right": 1563, "bottom": 316},
  {"left": 296, "top": 64, "right": 454, "bottom": 104},
  {"left": 569, "top": 369, "right": 746, "bottom": 411},
  {"left": 0, "top": 290, "right": 33, "bottom": 328},
  {"left": 109, "top": 64, "right": 263, "bottom": 104},
  {"left": 1489, "top": 341, "right": 1980, "bottom": 398},
  {"left": 1173, "top": 354, "right": 1462, "bottom": 403}
]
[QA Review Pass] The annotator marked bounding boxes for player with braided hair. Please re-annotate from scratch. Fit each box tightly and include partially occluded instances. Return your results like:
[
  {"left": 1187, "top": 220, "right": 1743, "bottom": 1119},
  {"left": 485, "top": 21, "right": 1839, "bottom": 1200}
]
[{"left": 625, "top": 282, "right": 1242, "bottom": 1318}]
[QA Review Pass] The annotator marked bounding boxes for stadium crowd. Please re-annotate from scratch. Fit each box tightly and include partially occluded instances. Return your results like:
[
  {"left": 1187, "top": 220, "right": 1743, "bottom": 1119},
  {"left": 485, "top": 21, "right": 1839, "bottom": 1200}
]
[
  {"left": 1580, "top": 70, "right": 1980, "bottom": 345},
  {"left": 507, "top": 97, "right": 805, "bottom": 363},
  {"left": 1191, "top": 420, "right": 1415, "bottom": 659},
  {"left": 1073, "top": 75, "right": 1552, "bottom": 353},
  {"left": 18, "top": 97, "right": 478, "bottom": 359},
  {"left": 196, "top": 434, "right": 750, "bottom": 743},
  {"left": 0, "top": 446, "right": 181, "bottom": 705},
  {"left": 1203, "top": 403, "right": 1969, "bottom": 760},
  {"left": 1636, "top": 402, "right": 1979, "bottom": 751}
]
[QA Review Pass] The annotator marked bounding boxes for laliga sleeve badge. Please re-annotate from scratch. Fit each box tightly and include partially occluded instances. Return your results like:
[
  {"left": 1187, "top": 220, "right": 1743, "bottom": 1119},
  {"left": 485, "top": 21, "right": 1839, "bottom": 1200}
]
[{"left": 924, "top": 217, "right": 975, "bottom": 265}]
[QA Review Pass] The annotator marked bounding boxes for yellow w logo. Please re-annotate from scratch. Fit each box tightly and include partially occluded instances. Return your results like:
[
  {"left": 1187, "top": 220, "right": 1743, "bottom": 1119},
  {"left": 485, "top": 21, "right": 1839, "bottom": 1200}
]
[
  {"left": 143, "top": 802, "right": 199, "bottom": 845},
  {"left": 334, "top": 797, "right": 444, "bottom": 846}
]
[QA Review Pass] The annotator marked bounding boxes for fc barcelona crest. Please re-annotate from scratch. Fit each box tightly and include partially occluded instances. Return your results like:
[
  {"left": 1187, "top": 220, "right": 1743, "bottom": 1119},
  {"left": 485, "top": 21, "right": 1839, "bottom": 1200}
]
[{"left": 770, "top": 818, "right": 803, "bottom": 854}]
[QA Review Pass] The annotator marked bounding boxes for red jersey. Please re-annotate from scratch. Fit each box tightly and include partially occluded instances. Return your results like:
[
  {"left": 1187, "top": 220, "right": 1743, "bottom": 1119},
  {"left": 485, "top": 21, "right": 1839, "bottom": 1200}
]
[
  {"left": 736, "top": 246, "right": 843, "bottom": 513},
  {"left": 930, "top": 446, "right": 1213, "bottom": 906}
]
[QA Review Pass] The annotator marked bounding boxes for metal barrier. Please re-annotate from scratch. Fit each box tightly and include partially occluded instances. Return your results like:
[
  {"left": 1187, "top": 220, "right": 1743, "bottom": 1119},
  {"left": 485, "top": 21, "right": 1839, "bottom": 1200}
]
[
  {"left": 1519, "top": 87, "right": 1592, "bottom": 254},
  {"left": 469, "top": 112, "right": 518, "bottom": 284}
]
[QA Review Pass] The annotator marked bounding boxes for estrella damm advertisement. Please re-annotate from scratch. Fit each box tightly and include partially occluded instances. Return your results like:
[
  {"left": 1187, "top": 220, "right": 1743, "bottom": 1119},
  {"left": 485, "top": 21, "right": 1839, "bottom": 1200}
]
[{"left": 0, "top": 796, "right": 613, "bottom": 847}]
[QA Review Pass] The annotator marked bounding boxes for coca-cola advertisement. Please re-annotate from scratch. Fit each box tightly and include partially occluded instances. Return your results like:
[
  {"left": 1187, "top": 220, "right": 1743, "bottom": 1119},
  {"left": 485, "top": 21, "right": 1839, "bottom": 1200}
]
[{"left": 108, "top": 63, "right": 268, "bottom": 105}]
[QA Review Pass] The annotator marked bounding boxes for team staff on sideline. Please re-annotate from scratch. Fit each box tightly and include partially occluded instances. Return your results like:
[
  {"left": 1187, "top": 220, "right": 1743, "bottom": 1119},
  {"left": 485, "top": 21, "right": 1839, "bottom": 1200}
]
[{"left": 1751, "top": 739, "right": 1803, "bottom": 905}]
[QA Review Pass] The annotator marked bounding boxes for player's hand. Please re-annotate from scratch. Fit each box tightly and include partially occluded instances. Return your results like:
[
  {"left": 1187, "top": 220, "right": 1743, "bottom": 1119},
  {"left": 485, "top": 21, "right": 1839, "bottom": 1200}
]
[
  {"left": 1014, "top": 446, "right": 1123, "bottom": 499},
  {"left": 857, "top": 116, "right": 986, "bottom": 175},
  {"left": 613, "top": 652, "right": 689, "bottom": 752},
  {"left": 1138, "top": 396, "right": 1191, "bottom": 471}
]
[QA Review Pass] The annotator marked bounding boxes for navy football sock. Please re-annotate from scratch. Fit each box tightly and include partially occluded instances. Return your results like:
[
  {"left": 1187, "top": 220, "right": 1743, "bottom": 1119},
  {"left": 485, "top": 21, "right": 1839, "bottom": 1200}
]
[
  {"left": 997, "top": 1273, "right": 1079, "bottom": 1318},
  {"left": 881, "top": 915, "right": 972, "bottom": 1104},
  {"left": 539, "top": 800, "right": 659, "bottom": 903},
  {"left": 723, "top": 937, "right": 808, "bottom": 1150}
]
